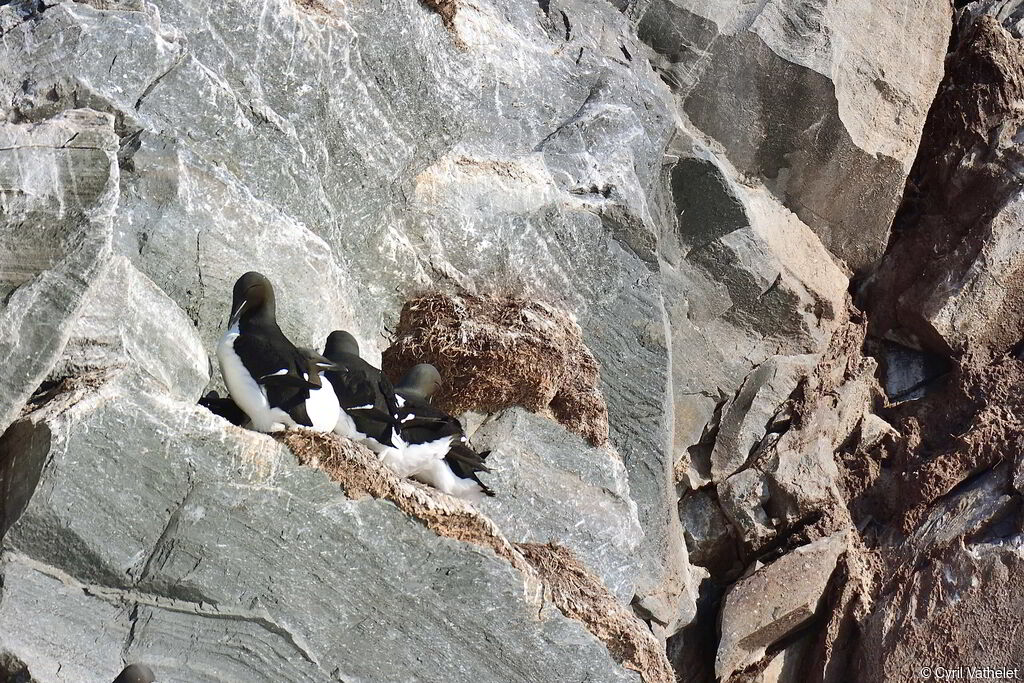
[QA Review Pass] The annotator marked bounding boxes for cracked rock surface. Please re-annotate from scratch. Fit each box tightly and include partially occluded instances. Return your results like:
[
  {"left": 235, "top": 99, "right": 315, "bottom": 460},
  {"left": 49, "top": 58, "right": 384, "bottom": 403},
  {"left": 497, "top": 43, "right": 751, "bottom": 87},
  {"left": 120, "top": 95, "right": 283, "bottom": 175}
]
[{"left": 0, "top": 0, "right": 1020, "bottom": 681}]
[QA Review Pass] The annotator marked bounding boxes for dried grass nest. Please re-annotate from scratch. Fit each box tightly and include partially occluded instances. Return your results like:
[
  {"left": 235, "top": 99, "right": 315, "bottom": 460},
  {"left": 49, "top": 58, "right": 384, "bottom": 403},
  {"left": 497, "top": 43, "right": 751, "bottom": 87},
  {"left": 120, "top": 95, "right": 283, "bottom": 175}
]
[{"left": 382, "top": 291, "right": 609, "bottom": 446}]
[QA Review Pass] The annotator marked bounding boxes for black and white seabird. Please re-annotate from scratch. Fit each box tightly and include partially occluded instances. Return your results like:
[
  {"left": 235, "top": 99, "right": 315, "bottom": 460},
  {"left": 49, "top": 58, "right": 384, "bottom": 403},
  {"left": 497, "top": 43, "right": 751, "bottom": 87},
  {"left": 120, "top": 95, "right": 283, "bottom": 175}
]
[
  {"left": 321, "top": 330, "right": 402, "bottom": 449},
  {"left": 216, "top": 272, "right": 336, "bottom": 432},
  {"left": 392, "top": 363, "right": 494, "bottom": 503},
  {"left": 113, "top": 664, "right": 156, "bottom": 683},
  {"left": 198, "top": 390, "right": 248, "bottom": 427}
]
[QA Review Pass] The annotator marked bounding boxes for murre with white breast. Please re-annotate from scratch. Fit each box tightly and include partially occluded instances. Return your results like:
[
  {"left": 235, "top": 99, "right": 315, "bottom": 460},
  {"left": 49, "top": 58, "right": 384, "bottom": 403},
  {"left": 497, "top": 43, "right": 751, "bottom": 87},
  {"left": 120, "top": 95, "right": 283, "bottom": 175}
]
[
  {"left": 321, "top": 330, "right": 403, "bottom": 448},
  {"left": 392, "top": 363, "right": 494, "bottom": 503},
  {"left": 216, "top": 272, "right": 336, "bottom": 432}
]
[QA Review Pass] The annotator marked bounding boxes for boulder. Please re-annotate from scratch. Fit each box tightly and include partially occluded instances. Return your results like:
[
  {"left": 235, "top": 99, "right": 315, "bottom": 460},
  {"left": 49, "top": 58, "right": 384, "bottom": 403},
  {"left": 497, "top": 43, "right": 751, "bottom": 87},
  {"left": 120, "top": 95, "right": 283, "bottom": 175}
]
[
  {"left": 659, "top": 142, "right": 849, "bottom": 493},
  {"left": 636, "top": 0, "right": 950, "bottom": 269},
  {"left": 472, "top": 409, "right": 642, "bottom": 602},
  {"left": 716, "top": 534, "right": 846, "bottom": 680},
  {"left": 866, "top": 10, "right": 1024, "bottom": 357}
]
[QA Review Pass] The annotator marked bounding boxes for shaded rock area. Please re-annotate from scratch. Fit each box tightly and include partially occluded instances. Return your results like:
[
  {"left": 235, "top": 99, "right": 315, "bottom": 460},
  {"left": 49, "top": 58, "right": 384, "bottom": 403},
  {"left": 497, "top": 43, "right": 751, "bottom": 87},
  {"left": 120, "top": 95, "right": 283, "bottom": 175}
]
[
  {"left": 1, "top": 0, "right": 1021, "bottom": 681},
  {"left": 866, "top": 10, "right": 1024, "bottom": 357}
]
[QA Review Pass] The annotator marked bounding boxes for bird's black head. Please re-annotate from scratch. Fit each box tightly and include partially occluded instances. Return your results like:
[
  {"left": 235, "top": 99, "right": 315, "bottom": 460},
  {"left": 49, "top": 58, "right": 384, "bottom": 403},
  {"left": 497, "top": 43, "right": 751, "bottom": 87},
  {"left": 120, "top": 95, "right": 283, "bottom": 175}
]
[
  {"left": 324, "top": 330, "right": 360, "bottom": 359},
  {"left": 229, "top": 271, "right": 276, "bottom": 327},
  {"left": 112, "top": 663, "right": 156, "bottom": 683},
  {"left": 396, "top": 363, "right": 442, "bottom": 401}
]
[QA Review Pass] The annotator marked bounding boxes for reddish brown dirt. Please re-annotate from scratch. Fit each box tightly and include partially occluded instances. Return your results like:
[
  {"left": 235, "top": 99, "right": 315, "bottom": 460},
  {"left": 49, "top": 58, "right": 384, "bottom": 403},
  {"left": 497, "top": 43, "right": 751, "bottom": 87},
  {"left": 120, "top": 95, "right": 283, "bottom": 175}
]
[
  {"left": 419, "top": 0, "right": 466, "bottom": 48},
  {"left": 840, "top": 354, "right": 1024, "bottom": 535},
  {"left": 866, "top": 16, "right": 1024, "bottom": 356}
]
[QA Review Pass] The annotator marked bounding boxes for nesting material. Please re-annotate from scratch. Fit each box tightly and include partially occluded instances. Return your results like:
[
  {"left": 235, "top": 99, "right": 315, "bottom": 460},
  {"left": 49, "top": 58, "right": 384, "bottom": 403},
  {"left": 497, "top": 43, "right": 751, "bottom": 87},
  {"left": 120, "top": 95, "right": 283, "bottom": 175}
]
[{"left": 382, "top": 292, "right": 609, "bottom": 446}]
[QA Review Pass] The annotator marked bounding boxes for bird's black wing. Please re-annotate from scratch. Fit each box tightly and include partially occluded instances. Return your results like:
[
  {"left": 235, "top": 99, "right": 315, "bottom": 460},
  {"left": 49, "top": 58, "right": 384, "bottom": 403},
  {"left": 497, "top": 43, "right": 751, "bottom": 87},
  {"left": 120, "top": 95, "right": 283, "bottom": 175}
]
[
  {"left": 328, "top": 358, "right": 380, "bottom": 406},
  {"left": 445, "top": 443, "right": 494, "bottom": 497},
  {"left": 325, "top": 353, "right": 404, "bottom": 443},
  {"left": 397, "top": 395, "right": 462, "bottom": 444},
  {"left": 396, "top": 392, "right": 494, "bottom": 496},
  {"left": 234, "top": 333, "right": 319, "bottom": 390},
  {"left": 233, "top": 333, "right": 318, "bottom": 424}
]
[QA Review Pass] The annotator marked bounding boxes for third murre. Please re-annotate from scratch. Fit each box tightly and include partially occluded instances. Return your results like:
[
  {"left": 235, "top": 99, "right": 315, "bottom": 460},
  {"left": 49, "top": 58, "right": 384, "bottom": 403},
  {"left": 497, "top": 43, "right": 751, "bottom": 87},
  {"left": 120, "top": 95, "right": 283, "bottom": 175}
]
[{"left": 392, "top": 363, "right": 494, "bottom": 503}]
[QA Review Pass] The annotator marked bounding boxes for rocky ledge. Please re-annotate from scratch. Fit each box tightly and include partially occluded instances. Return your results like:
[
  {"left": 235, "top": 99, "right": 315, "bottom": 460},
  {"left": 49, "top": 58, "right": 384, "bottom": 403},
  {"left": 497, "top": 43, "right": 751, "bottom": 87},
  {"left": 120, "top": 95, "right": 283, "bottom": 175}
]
[{"left": 1, "top": 0, "right": 1021, "bottom": 681}]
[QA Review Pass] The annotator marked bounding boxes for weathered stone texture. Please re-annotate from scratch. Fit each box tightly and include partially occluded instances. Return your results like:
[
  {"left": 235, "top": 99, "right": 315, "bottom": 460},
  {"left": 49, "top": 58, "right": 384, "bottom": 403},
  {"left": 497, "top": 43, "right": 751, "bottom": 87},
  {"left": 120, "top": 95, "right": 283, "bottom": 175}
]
[{"left": 4, "top": 0, "right": 1016, "bottom": 682}]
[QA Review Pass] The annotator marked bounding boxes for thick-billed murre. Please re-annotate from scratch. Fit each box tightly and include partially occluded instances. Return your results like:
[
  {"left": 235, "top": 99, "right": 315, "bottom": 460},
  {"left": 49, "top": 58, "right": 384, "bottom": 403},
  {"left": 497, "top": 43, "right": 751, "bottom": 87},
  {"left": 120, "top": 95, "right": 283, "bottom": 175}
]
[{"left": 216, "top": 272, "right": 336, "bottom": 432}]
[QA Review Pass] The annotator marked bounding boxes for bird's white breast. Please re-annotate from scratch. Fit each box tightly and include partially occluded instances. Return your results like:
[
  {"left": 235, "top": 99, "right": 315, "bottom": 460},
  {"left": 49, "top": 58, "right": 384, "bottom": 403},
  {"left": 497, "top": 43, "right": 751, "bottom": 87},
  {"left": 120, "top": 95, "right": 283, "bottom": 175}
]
[
  {"left": 385, "top": 436, "right": 452, "bottom": 478},
  {"left": 217, "top": 326, "right": 293, "bottom": 432},
  {"left": 305, "top": 377, "right": 341, "bottom": 432}
]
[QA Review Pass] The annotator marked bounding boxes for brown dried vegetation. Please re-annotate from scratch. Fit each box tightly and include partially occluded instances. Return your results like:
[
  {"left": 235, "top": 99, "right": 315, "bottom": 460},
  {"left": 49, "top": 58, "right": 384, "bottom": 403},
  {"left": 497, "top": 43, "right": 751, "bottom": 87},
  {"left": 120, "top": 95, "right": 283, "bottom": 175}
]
[{"left": 383, "top": 292, "right": 609, "bottom": 446}]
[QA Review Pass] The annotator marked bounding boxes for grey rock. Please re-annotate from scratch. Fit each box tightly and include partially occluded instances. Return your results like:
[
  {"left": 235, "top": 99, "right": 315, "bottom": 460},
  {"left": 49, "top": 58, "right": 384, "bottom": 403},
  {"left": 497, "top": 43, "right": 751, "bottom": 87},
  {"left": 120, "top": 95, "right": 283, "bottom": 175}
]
[
  {"left": 717, "top": 467, "right": 775, "bottom": 552},
  {"left": 0, "top": 0, "right": 700, "bottom": 630},
  {"left": 755, "top": 634, "right": 814, "bottom": 683},
  {"left": 0, "top": 555, "right": 132, "bottom": 683},
  {"left": 472, "top": 408, "right": 642, "bottom": 602},
  {"left": 636, "top": 0, "right": 950, "bottom": 269},
  {"left": 710, "top": 355, "right": 817, "bottom": 482},
  {"left": 56, "top": 255, "right": 210, "bottom": 402},
  {"left": 716, "top": 534, "right": 846, "bottom": 680},
  {"left": 881, "top": 345, "right": 948, "bottom": 402},
  {"left": 715, "top": 359, "right": 879, "bottom": 554},
  {"left": 677, "top": 488, "right": 739, "bottom": 577},
  {"left": 856, "top": 413, "right": 900, "bottom": 453},
  {"left": 0, "top": 109, "right": 118, "bottom": 436},
  {"left": 582, "top": 263, "right": 699, "bottom": 635},
  {"left": 1, "top": 378, "right": 643, "bottom": 683},
  {"left": 762, "top": 363, "right": 877, "bottom": 528},
  {"left": 0, "top": 0, "right": 989, "bottom": 680},
  {"left": 659, "top": 141, "right": 850, "bottom": 494},
  {"left": 907, "top": 464, "right": 1017, "bottom": 558}
]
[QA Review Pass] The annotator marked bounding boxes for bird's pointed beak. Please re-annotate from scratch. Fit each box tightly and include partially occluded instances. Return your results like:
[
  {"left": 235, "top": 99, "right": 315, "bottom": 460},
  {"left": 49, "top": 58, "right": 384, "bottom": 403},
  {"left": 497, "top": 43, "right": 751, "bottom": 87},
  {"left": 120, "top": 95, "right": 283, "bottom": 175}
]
[{"left": 229, "top": 299, "right": 247, "bottom": 327}]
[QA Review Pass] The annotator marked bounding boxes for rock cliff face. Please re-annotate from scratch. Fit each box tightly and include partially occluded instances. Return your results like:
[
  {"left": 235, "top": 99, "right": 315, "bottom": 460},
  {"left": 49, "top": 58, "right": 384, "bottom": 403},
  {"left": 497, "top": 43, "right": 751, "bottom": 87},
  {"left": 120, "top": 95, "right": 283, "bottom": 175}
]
[{"left": 0, "top": 0, "right": 1020, "bottom": 681}]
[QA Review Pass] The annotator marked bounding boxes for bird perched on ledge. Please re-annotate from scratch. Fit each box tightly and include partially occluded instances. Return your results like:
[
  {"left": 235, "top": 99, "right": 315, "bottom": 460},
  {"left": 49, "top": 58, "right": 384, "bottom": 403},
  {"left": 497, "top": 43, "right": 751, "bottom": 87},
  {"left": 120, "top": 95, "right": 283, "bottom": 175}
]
[
  {"left": 216, "top": 272, "right": 337, "bottom": 432},
  {"left": 392, "top": 363, "right": 494, "bottom": 503},
  {"left": 321, "top": 330, "right": 403, "bottom": 449},
  {"left": 294, "top": 346, "right": 342, "bottom": 431}
]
